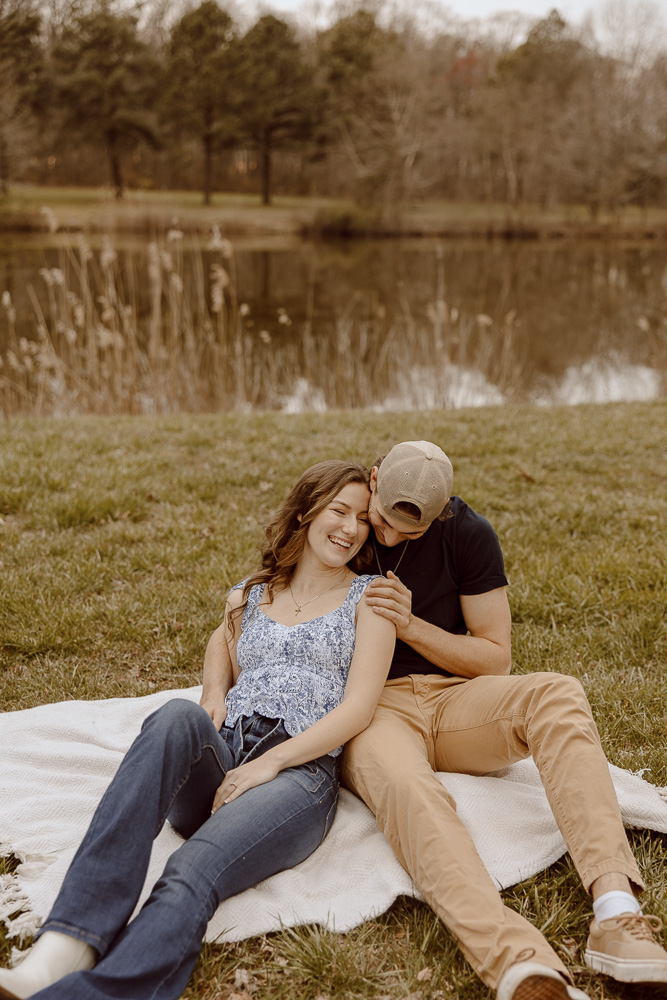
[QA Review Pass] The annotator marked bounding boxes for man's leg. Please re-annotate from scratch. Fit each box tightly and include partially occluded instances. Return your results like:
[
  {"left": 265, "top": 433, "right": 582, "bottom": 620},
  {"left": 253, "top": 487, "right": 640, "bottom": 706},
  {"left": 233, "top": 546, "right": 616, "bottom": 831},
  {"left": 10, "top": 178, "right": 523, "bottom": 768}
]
[
  {"left": 430, "top": 671, "right": 667, "bottom": 985},
  {"left": 429, "top": 671, "right": 643, "bottom": 893},
  {"left": 341, "top": 678, "right": 572, "bottom": 991}
]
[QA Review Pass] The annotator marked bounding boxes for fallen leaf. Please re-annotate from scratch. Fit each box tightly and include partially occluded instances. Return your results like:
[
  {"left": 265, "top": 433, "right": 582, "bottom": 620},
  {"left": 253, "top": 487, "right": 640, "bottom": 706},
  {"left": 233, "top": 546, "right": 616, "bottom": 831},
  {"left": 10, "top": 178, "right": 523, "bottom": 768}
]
[
  {"left": 234, "top": 969, "right": 251, "bottom": 988},
  {"left": 560, "top": 937, "right": 578, "bottom": 959},
  {"left": 517, "top": 464, "right": 535, "bottom": 482},
  {"left": 417, "top": 967, "right": 433, "bottom": 982}
]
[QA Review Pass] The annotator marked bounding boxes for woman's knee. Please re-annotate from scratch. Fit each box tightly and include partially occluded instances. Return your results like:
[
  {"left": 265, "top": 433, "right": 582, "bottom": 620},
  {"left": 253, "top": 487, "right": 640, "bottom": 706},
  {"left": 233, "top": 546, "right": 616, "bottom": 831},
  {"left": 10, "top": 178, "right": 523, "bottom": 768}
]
[{"left": 143, "top": 698, "right": 210, "bottom": 735}]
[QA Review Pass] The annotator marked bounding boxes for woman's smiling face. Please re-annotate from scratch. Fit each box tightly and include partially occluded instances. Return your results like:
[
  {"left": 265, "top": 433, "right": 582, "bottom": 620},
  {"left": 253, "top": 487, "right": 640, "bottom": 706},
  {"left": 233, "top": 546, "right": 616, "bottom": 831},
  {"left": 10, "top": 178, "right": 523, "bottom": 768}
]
[{"left": 304, "top": 481, "right": 371, "bottom": 567}]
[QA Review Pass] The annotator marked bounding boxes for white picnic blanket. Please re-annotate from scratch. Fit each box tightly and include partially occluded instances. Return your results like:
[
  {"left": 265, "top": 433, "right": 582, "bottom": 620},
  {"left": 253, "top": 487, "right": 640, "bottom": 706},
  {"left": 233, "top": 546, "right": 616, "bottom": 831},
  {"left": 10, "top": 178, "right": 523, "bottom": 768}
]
[{"left": 2, "top": 686, "right": 667, "bottom": 948}]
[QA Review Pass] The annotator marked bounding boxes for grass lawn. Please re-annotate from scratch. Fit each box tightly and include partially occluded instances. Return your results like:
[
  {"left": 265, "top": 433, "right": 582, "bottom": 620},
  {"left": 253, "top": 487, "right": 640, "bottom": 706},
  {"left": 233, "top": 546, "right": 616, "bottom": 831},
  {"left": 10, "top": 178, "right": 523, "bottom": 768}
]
[
  {"left": 0, "top": 184, "right": 331, "bottom": 238},
  {"left": 2, "top": 184, "right": 667, "bottom": 239},
  {"left": 1, "top": 402, "right": 666, "bottom": 999}
]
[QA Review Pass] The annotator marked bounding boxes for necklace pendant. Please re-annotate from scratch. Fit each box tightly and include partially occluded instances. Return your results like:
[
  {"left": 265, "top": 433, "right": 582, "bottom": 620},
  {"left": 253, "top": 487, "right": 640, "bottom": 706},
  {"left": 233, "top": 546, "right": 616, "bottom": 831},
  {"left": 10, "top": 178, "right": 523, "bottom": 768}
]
[{"left": 294, "top": 606, "right": 301, "bottom": 615}]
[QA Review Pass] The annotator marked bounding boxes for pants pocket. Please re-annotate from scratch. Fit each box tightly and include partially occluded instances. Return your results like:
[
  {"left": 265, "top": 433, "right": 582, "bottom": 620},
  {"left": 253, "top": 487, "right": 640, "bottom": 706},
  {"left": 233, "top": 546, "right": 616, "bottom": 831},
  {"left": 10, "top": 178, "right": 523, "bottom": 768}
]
[{"left": 285, "top": 755, "right": 339, "bottom": 798}]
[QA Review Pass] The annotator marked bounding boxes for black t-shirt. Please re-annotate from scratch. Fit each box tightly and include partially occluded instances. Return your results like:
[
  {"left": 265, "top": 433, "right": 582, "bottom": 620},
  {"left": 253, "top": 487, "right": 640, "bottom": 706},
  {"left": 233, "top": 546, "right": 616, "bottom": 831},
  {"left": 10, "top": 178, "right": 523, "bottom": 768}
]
[{"left": 368, "top": 496, "right": 508, "bottom": 680}]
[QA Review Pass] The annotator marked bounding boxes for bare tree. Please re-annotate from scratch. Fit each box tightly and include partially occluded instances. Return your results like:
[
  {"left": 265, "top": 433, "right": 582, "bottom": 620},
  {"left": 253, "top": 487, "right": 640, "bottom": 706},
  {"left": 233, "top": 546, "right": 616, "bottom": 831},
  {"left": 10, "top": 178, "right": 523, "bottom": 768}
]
[
  {"left": 0, "top": 0, "right": 44, "bottom": 194},
  {"left": 319, "top": 10, "right": 437, "bottom": 219}
]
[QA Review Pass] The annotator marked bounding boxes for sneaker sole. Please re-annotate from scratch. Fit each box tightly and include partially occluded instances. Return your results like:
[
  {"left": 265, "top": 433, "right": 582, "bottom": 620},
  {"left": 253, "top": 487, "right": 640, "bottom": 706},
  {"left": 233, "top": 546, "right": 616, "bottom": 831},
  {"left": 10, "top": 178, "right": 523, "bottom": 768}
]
[
  {"left": 585, "top": 947, "right": 667, "bottom": 983},
  {"left": 511, "top": 974, "right": 571, "bottom": 1000}
]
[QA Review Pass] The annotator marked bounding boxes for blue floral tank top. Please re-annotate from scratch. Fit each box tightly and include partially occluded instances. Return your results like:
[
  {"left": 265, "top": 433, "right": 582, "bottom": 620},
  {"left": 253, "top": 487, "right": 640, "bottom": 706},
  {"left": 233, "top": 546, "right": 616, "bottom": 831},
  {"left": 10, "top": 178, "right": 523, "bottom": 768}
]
[{"left": 224, "top": 574, "right": 376, "bottom": 756}]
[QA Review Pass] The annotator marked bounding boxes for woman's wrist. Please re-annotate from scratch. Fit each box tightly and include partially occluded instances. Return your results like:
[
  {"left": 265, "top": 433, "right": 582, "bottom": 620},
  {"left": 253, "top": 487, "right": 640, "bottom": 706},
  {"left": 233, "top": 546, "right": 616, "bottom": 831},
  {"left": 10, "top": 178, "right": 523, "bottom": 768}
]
[{"left": 200, "top": 684, "right": 228, "bottom": 712}]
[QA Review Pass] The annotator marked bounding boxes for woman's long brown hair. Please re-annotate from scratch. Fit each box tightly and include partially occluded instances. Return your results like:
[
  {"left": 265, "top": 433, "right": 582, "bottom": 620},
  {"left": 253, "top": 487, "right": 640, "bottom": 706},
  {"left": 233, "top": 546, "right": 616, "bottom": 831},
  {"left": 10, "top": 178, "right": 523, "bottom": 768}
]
[{"left": 227, "top": 460, "right": 371, "bottom": 633}]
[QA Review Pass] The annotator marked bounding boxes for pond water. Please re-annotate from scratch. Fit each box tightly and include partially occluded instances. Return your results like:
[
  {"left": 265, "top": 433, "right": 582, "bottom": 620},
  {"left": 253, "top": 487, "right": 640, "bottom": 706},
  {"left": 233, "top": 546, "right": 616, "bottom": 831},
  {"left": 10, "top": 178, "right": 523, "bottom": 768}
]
[{"left": 1, "top": 234, "right": 665, "bottom": 413}]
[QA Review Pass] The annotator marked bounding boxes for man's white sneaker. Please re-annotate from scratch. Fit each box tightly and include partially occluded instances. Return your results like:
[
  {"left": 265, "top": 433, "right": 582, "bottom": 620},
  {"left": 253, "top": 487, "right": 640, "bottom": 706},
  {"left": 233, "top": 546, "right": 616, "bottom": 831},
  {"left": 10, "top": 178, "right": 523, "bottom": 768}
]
[
  {"left": 497, "top": 961, "right": 590, "bottom": 1000},
  {"left": 585, "top": 912, "right": 667, "bottom": 983}
]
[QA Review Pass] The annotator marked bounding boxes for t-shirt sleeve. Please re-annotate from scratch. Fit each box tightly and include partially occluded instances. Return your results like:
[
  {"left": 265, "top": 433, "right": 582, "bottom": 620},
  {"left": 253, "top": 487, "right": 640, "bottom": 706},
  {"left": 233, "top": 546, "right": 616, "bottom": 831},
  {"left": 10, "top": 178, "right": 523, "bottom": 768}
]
[{"left": 454, "top": 509, "right": 509, "bottom": 596}]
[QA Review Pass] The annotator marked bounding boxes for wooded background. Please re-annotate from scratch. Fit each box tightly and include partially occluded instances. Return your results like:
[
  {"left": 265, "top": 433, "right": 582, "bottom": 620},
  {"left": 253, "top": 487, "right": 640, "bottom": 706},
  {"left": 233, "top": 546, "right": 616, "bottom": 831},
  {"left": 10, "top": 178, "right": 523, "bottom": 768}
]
[{"left": 1, "top": 0, "right": 666, "bottom": 216}]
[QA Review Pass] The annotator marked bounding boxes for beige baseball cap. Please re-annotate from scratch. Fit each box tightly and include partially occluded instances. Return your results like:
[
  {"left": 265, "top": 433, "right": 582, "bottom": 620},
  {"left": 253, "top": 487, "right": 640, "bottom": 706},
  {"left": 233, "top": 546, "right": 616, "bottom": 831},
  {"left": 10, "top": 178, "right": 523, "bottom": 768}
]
[{"left": 376, "top": 440, "right": 453, "bottom": 528}]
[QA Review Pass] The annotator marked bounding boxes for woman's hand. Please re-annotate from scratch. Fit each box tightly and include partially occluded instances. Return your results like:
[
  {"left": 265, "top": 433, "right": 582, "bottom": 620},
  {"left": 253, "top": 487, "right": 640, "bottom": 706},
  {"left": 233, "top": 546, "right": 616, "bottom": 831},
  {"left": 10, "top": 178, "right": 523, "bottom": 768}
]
[
  {"left": 200, "top": 689, "right": 228, "bottom": 730},
  {"left": 365, "top": 570, "right": 413, "bottom": 637},
  {"left": 211, "top": 755, "right": 281, "bottom": 813}
]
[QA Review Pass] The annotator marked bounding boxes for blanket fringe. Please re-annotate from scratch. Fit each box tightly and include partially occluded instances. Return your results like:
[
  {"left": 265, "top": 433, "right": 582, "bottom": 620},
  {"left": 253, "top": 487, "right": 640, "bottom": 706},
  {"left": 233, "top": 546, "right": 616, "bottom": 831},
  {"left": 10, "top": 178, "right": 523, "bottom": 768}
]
[
  {"left": 0, "top": 871, "right": 41, "bottom": 946},
  {"left": 658, "top": 787, "right": 667, "bottom": 804}
]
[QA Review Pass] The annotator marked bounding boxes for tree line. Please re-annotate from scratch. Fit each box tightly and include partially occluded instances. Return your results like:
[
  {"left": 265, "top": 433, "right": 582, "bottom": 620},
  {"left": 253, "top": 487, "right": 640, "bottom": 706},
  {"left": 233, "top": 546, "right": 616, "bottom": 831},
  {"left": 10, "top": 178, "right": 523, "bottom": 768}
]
[{"left": 1, "top": 0, "right": 666, "bottom": 216}]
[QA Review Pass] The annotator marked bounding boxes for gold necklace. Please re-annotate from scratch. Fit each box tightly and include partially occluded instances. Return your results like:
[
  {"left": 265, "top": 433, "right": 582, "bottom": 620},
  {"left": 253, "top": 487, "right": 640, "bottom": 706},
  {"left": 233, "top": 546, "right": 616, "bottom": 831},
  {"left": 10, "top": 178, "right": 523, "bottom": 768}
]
[
  {"left": 372, "top": 536, "right": 410, "bottom": 578},
  {"left": 288, "top": 576, "right": 349, "bottom": 617}
]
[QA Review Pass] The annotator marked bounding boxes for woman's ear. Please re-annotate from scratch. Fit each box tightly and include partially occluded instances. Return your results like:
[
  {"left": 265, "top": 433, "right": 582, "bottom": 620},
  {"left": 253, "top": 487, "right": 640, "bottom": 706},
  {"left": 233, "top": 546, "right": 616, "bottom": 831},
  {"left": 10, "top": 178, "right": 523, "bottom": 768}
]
[{"left": 297, "top": 513, "right": 303, "bottom": 523}]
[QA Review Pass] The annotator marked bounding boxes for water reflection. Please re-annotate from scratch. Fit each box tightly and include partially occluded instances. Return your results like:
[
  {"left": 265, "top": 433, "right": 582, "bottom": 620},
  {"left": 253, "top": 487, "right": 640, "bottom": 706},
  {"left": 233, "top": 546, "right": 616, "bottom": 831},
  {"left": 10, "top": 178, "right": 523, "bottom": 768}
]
[
  {"left": 280, "top": 358, "right": 660, "bottom": 413},
  {"left": 375, "top": 363, "right": 505, "bottom": 412},
  {"left": 0, "top": 235, "right": 665, "bottom": 414},
  {"left": 538, "top": 357, "right": 662, "bottom": 407}
]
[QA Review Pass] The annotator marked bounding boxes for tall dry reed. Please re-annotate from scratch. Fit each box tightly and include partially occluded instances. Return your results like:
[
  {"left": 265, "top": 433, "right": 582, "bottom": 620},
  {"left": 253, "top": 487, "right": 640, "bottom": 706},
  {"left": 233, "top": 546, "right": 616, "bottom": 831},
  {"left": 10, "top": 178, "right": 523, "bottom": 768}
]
[{"left": 0, "top": 230, "right": 526, "bottom": 417}]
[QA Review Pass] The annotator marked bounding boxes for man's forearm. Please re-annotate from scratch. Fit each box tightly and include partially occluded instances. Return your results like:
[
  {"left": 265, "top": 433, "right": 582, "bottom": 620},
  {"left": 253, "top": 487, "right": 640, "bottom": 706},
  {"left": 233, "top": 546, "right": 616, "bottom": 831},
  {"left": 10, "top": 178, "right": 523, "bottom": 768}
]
[
  {"left": 399, "top": 614, "right": 511, "bottom": 678},
  {"left": 365, "top": 577, "right": 512, "bottom": 680}
]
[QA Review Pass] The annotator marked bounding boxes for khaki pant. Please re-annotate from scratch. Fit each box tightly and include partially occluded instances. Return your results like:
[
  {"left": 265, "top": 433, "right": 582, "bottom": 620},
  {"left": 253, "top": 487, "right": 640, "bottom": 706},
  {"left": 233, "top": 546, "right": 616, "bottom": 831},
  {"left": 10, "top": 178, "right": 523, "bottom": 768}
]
[{"left": 341, "top": 672, "right": 643, "bottom": 990}]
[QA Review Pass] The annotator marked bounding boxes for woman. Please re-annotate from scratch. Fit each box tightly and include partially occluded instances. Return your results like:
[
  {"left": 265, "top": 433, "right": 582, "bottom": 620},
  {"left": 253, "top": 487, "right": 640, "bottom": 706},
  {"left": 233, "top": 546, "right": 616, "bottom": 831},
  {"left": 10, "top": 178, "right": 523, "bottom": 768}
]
[{"left": 0, "top": 460, "right": 395, "bottom": 1000}]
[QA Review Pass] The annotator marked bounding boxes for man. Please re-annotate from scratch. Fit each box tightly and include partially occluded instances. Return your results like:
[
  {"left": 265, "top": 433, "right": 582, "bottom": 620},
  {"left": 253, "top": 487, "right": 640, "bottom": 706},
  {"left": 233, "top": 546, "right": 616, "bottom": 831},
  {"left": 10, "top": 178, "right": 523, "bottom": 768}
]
[{"left": 341, "top": 440, "right": 667, "bottom": 1000}]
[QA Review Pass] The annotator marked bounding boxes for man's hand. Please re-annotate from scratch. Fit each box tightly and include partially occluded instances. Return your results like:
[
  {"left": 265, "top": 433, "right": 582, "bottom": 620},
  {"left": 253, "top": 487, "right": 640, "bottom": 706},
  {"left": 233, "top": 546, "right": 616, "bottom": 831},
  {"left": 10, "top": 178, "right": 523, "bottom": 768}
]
[
  {"left": 365, "top": 571, "right": 413, "bottom": 638},
  {"left": 199, "top": 689, "right": 228, "bottom": 731},
  {"left": 211, "top": 755, "right": 281, "bottom": 813}
]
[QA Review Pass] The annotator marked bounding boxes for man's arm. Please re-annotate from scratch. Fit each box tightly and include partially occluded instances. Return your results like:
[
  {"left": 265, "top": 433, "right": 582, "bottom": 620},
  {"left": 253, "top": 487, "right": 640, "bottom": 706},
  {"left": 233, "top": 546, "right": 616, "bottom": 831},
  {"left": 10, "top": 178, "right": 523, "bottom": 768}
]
[{"left": 365, "top": 571, "right": 511, "bottom": 678}]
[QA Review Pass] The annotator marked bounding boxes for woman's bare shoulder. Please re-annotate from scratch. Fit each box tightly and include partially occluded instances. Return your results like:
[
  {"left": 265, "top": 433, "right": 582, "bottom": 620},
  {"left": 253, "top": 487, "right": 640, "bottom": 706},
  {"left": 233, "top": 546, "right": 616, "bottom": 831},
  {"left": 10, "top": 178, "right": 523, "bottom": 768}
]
[{"left": 226, "top": 585, "right": 246, "bottom": 611}]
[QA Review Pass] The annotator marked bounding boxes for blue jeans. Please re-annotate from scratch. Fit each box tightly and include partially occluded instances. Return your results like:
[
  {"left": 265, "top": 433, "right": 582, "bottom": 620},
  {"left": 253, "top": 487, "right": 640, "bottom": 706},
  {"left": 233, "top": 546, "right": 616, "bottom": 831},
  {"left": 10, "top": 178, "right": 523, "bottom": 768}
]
[{"left": 34, "top": 699, "right": 339, "bottom": 1000}]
